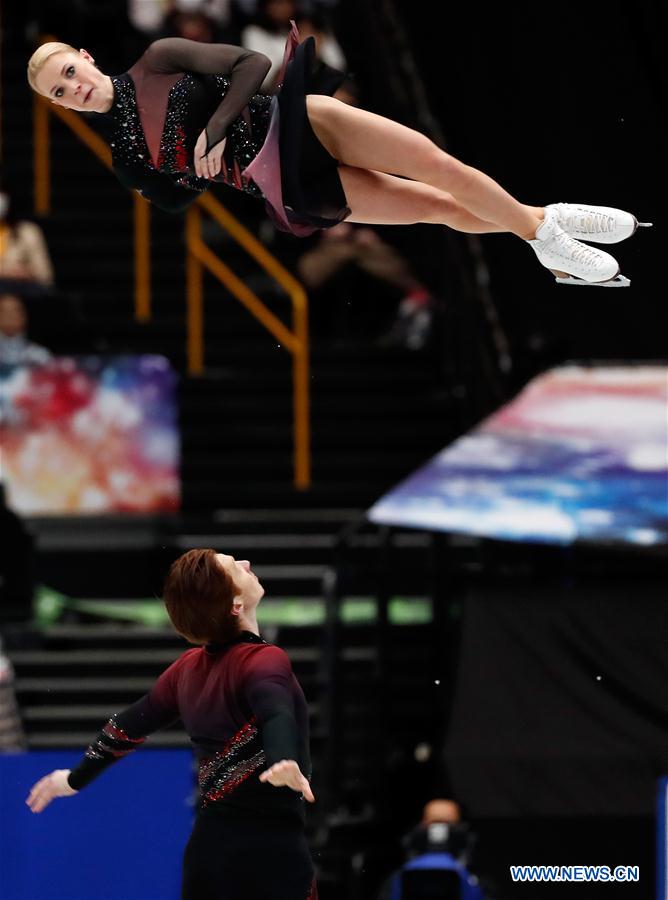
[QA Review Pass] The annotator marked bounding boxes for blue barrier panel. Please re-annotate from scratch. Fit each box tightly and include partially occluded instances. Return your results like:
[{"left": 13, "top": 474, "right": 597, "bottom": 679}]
[
  {"left": 0, "top": 750, "right": 194, "bottom": 900},
  {"left": 658, "top": 777, "right": 668, "bottom": 900}
]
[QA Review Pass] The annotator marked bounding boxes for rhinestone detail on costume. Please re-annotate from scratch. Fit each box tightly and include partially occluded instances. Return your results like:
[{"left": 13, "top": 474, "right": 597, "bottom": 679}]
[
  {"left": 218, "top": 77, "right": 272, "bottom": 197},
  {"left": 85, "top": 716, "right": 146, "bottom": 761},
  {"left": 198, "top": 718, "right": 266, "bottom": 805},
  {"left": 109, "top": 75, "right": 154, "bottom": 176},
  {"left": 109, "top": 73, "right": 271, "bottom": 199}
]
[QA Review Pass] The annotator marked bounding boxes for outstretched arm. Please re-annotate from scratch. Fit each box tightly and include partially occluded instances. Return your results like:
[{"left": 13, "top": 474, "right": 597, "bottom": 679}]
[{"left": 26, "top": 661, "right": 181, "bottom": 812}]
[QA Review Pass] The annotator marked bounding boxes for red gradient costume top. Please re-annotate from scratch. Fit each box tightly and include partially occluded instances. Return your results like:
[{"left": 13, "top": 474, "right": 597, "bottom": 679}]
[{"left": 67, "top": 632, "right": 311, "bottom": 822}]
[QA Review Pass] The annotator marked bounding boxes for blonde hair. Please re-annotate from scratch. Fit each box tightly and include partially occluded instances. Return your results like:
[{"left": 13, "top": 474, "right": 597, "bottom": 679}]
[{"left": 27, "top": 42, "right": 78, "bottom": 93}]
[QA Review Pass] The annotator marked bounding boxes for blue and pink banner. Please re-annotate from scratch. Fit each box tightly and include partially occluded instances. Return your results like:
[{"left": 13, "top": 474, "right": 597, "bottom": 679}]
[
  {"left": 369, "top": 366, "right": 668, "bottom": 546},
  {"left": 0, "top": 356, "right": 180, "bottom": 514}
]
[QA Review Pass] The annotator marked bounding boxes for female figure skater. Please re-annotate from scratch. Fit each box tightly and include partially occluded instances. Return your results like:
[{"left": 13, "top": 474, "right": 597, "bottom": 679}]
[
  {"left": 26, "top": 549, "right": 317, "bottom": 900},
  {"left": 27, "top": 27, "right": 649, "bottom": 285}
]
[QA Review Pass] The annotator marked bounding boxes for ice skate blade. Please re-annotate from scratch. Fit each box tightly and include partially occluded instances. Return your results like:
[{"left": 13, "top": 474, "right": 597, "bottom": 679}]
[
  {"left": 554, "top": 273, "right": 631, "bottom": 287},
  {"left": 636, "top": 221, "right": 653, "bottom": 228}
]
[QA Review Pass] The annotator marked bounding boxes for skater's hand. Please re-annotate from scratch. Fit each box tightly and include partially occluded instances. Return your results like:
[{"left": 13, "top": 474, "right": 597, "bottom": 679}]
[
  {"left": 194, "top": 131, "right": 226, "bottom": 180},
  {"left": 26, "top": 769, "right": 78, "bottom": 813},
  {"left": 259, "top": 760, "right": 315, "bottom": 802}
]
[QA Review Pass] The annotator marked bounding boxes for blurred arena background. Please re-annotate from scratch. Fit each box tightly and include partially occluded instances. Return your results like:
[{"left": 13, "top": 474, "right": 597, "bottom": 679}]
[{"left": 1, "top": 1, "right": 667, "bottom": 898}]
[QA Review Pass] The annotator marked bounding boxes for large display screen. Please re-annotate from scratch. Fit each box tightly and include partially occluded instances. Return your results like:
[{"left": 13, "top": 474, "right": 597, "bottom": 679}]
[
  {"left": 369, "top": 366, "right": 668, "bottom": 546},
  {"left": 0, "top": 356, "right": 180, "bottom": 514}
]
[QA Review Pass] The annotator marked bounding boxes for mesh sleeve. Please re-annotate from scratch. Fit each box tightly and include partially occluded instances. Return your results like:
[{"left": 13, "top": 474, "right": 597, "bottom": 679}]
[{"left": 142, "top": 37, "right": 271, "bottom": 151}]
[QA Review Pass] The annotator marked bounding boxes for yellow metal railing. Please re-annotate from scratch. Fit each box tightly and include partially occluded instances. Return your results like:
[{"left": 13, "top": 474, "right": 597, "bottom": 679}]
[
  {"left": 33, "top": 91, "right": 311, "bottom": 488},
  {"left": 34, "top": 94, "right": 152, "bottom": 323}
]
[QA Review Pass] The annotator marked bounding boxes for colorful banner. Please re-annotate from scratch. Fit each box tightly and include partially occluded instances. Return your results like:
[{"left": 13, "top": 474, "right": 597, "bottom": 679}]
[
  {"left": 0, "top": 356, "right": 180, "bottom": 514},
  {"left": 369, "top": 366, "right": 668, "bottom": 546}
]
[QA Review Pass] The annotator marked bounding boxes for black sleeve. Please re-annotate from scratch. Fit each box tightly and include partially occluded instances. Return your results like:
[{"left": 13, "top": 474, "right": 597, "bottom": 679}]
[
  {"left": 114, "top": 164, "right": 203, "bottom": 214},
  {"left": 243, "top": 647, "right": 300, "bottom": 766},
  {"left": 67, "top": 665, "right": 180, "bottom": 790},
  {"left": 142, "top": 37, "right": 271, "bottom": 151}
]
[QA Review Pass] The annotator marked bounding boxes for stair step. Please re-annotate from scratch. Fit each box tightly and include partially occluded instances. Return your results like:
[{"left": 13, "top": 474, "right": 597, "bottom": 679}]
[
  {"left": 16, "top": 677, "right": 161, "bottom": 691},
  {"left": 176, "top": 533, "right": 336, "bottom": 550},
  {"left": 11, "top": 646, "right": 322, "bottom": 668},
  {"left": 212, "top": 507, "right": 362, "bottom": 525},
  {"left": 27, "top": 733, "right": 191, "bottom": 749},
  {"left": 11, "top": 649, "right": 180, "bottom": 666},
  {"left": 22, "top": 700, "right": 321, "bottom": 723}
]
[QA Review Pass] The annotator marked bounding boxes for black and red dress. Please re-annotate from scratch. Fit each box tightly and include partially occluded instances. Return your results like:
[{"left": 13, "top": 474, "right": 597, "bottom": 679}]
[
  {"left": 67, "top": 631, "right": 317, "bottom": 900},
  {"left": 105, "top": 25, "right": 350, "bottom": 235}
]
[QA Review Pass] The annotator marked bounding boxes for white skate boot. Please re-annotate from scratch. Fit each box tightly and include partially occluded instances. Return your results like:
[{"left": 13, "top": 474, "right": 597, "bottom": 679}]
[
  {"left": 547, "top": 203, "right": 652, "bottom": 244},
  {"left": 528, "top": 207, "right": 629, "bottom": 286}
]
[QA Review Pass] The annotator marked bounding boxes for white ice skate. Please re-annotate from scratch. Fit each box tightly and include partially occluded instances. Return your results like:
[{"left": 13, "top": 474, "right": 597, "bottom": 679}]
[
  {"left": 547, "top": 203, "right": 652, "bottom": 244},
  {"left": 529, "top": 207, "right": 629, "bottom": 286}
]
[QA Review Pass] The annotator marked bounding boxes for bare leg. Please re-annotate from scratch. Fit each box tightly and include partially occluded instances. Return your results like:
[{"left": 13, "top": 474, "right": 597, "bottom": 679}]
[
  {"left": 338, "top": 166, "right": 505, "bottom": 232},
  {"left": 307, "top": 95, "right": 543, "bottom": 239}
]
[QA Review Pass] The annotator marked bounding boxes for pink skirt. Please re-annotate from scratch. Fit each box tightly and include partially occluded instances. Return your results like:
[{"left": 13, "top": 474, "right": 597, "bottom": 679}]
[{"left": 243, "top": 22, "right": 351, "bottom": 237}]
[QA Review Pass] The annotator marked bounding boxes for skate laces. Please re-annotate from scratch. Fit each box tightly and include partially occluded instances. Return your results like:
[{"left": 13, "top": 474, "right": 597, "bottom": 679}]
[
  {"left": 551, "top": 230, "right": 608, "bottom": 269},
  {"left": 561, "top": 206, "right": 614, "bottom": 234}
]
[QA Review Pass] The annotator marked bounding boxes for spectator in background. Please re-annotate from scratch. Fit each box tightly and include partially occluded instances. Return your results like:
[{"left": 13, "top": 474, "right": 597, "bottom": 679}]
[
  {"left": 0, "top": 188, "right": 90, "bottom": 355},
  {"left": 165, "top": 0, "right": 235, "bottom": 43},
  {"left": 0, "top": 636, "right": 27, "bottom": 751},
  {"left": 233, "top": 0, "right": 343, "bottom": 15},
  {"left": 241, "top": 0, "right": 300, "bottom": 91},
  {"left": 241, "top": 1, "right": 345, "bottom": 92},
  {"left": 378, "top": 799, "right": 489, "bottom": 900},
  {"left": 297, "top": 221, "right": 435, "bottom": 350},
  {"left": 294, "top": 9, "right": 345, "bottom": 73},
  {"left": 293, "top": 82, "right": 435, "bottom": 350},
  {"left": 127, "top": 0, "right": 171, "bottom": 40},
  {"left": 0, "top": 294, "right": 52, "bottom": 368},
  {"left": 331, "top": 75, "right": 357, "bottom": 106},
  {"left": 420, "top": 799, "right": 474, "bottom": 860},
  {"left": 129, "top": 1, "right": 239, "bottom": 46},
  {"left": 0, "top": 188, "right": 54, "bottom": 287},
  {"left": 0, "top": 483, "right": 35, "bottom": 628},
  {"left": 174, "top": 0, "right": 234, "bottom": 29}
]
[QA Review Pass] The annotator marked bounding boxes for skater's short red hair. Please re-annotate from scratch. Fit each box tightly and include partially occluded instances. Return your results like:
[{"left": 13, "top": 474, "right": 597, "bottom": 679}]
[{"left": 163, "top": 549, "right": 241, "bottom": 645}]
